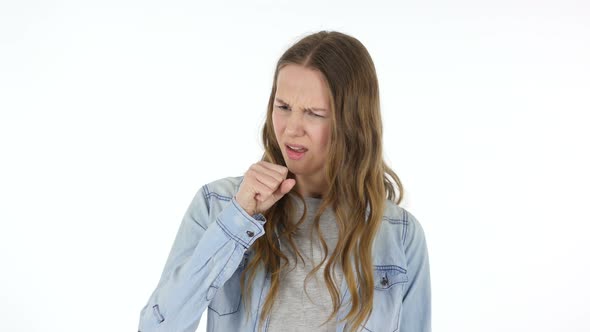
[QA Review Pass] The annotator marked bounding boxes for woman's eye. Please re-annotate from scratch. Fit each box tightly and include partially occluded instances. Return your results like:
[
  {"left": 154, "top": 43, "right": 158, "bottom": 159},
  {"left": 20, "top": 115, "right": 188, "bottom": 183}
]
[
  {"left": 275, "top": 105, "right": 324, "bottom": 118},
  {"left": 307, "top": 110, "right": 323, "bottom": 118}
]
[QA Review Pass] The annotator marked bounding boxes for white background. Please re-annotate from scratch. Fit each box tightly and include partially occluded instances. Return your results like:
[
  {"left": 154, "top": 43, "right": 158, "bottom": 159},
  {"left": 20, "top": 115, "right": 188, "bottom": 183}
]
[{"left": 1, "top": 0, "right": 588, "bottom": 331}]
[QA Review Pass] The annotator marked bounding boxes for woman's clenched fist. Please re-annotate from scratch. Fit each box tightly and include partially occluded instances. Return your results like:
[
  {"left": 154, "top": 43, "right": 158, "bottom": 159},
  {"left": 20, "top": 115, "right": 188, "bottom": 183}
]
[{"left": 235, "top": 161, "right": 296, "bottom": 216}]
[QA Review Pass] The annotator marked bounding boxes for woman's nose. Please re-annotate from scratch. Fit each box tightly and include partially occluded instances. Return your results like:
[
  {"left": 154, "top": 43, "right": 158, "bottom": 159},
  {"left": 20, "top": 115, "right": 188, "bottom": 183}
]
[{"left": 285, "top": 112, "right": 305, "bottom": 135}]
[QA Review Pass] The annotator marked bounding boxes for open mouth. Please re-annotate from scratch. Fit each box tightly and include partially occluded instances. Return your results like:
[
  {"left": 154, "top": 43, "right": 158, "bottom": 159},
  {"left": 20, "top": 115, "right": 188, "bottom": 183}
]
[
  {"left": 285, "top": 144, "right": 307, "bottom": 160},
  {"left": 286, "top": 144, "right": 307, "bottom": 153}
]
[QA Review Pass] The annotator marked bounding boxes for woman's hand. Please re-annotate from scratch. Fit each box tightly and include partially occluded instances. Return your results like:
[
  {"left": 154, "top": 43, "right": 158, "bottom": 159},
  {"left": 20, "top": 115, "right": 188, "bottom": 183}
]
[{"left": 235, "top": 161, "right": 296, "bottom": 216}]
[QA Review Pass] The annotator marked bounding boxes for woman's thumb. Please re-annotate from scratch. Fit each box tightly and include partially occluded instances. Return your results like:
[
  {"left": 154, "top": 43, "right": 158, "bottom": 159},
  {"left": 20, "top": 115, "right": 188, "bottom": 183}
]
[
  {"left": 268, "top": 179, "right": 296, "bottom": 204},
  {"left": 280, "top": 178, "right": 296, "bottom": 194}
]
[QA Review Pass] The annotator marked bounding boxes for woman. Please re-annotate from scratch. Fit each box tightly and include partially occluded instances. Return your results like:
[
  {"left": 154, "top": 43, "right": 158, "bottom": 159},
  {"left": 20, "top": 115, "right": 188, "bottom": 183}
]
[{"left": 138, "top": 30, "right": 431, "bottom": 332}]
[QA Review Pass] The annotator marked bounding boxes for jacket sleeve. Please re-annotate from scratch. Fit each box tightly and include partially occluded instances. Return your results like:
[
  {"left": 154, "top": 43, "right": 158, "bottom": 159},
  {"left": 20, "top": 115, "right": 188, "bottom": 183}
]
[
  {"left": 137, "top": 185, "right": 267, "bottom": 332},
  {"left": 399, "top": 210, "right": 431, "bottom": 332}
]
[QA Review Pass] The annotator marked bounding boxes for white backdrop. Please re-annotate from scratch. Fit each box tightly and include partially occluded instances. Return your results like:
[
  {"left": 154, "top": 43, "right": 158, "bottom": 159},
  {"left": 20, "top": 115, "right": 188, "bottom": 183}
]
[{"left": 1, "top": 0, "right": 588, "bottom": 331}]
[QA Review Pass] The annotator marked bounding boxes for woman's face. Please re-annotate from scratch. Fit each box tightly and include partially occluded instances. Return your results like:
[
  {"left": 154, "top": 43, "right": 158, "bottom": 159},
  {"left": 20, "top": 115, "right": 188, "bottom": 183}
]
[{"left": 272, "top": 64, "right": 332, "bottom": 181}]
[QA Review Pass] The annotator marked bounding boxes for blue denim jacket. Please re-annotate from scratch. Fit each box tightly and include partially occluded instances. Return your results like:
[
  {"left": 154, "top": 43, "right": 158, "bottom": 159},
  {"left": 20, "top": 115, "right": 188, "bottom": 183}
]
[{"left": 138, "top": 176, "right": 431, "bottom": 332}]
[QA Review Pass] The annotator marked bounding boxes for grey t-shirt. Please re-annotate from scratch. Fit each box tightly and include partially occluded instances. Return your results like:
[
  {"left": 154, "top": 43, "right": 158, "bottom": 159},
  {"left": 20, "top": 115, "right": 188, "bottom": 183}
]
[{"left": 266, "top": 196, "right": 343, "bottom": 331}]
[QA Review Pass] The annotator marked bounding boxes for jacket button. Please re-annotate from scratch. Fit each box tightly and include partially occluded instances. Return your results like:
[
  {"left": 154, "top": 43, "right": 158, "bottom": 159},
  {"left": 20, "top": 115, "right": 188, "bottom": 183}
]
[
  {"left": 246, "top": 230, "right": 254, "bottom": 237},
  {"left": 381, "top": 276, "right": 389, "bottom": 286}
]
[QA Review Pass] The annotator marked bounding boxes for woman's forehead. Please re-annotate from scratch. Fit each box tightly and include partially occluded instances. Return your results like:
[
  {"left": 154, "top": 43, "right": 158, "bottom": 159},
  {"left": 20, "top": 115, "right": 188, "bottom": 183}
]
[{"left": 276, "top": 65, "right": 330, "bottom": 109}]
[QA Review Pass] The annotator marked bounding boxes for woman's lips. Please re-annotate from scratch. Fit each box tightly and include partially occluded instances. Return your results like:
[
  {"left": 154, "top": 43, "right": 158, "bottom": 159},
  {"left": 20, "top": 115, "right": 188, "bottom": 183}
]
[
  {"left": 286, "top": 143, "right": 307, "bottom": 149},
  {"left": 286, "top": 144, "right": 307, "bottom": 160}
]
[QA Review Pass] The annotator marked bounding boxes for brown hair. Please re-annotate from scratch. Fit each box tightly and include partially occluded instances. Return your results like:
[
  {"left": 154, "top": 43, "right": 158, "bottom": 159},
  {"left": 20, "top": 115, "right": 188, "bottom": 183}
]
[{"left": 240, "top": 30, "right": 404, "bottom": 332}]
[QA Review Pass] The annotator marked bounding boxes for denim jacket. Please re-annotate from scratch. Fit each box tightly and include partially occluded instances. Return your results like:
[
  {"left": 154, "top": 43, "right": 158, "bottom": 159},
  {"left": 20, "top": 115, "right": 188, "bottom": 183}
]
[{"left": 138, "top": 176, "right": 431, "bottom": 332}]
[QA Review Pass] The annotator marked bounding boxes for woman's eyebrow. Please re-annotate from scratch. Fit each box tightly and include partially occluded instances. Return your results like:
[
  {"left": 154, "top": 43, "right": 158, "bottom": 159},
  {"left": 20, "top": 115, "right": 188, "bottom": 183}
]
[{"left": 275, "top": 97, "right": 328, "bottom": 112}]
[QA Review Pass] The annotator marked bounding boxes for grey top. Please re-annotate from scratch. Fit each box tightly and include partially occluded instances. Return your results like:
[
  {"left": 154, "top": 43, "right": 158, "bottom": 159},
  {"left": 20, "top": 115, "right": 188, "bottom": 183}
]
[{"left": 267, "top": 195, "right": 343, "bottom": 331}]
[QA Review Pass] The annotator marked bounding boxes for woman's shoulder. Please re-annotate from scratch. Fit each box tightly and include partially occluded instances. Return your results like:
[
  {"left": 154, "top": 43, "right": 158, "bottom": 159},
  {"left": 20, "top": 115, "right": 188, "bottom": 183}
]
[
  {"left": 201, "top": 175, "right": 245, "bottom": 199},
  {"left": 376, "top": 200, "right": 426, "bottom": 249},
  {"left": 383, "top": 200, "right": 424, "bottom": 231},
  {"left": 372, "top": 200, "right": 427, "bottom": 268}
]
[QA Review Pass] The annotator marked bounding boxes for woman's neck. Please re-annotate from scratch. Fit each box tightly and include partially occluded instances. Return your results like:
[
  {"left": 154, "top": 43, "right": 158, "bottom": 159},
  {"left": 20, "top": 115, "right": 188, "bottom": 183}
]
[{"left": 293, "top": 175, "right": 328, "bottom": 198}]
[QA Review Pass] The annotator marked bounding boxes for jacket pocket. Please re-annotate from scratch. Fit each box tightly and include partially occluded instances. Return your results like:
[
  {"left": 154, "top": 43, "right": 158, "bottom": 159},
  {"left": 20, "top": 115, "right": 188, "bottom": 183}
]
[
  {"left": 207, "top": 252, "right": 249, "bottom": 316},
  {"left": 362, "top": 265, "right": 408, "bottom": 332}
]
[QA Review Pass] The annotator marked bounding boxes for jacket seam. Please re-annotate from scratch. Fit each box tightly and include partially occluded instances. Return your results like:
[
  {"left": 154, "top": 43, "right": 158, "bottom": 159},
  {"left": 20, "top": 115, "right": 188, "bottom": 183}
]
[
  {"left": 203, "top": 185, "right": 211, "bottom": 210},
  {"left": 401, "top": 209, "right": 408, "bottom": 245},
  {"left": 216, "top": 218, "right": 249, "bottom": 248},
  {"left": 230, "top": 199, "right": 263, "bottom": 232},
  {"left": 193, "top": 218, "right": 206, "bottom": 231},
  {"left": 206, "top": 191, "right": 232, "bottom": 201},
  {"left": 254, "top": 270, "right": 270, "bottom": 330},
  {"left": 373, "top": 265, "right": 407, "bottom": 273},
  {"left": 384, "top": 216, "right": 408, "bottom": 225},
  {"left": 204, "top": 186, "right": 263, "bottom": 234}
]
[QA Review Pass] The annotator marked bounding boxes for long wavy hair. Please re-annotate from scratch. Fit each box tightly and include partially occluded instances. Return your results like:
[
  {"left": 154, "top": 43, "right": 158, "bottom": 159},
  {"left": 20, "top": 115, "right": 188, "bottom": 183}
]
[{"left": 239, "top": 30, "right": 404, "bottom": 332}]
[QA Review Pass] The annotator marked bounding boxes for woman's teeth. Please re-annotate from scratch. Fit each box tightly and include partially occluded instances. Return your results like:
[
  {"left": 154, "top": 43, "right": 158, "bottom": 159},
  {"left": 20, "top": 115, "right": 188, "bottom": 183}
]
[{"left": 288, "top": 145, "right": 306, "bottom": 152}]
